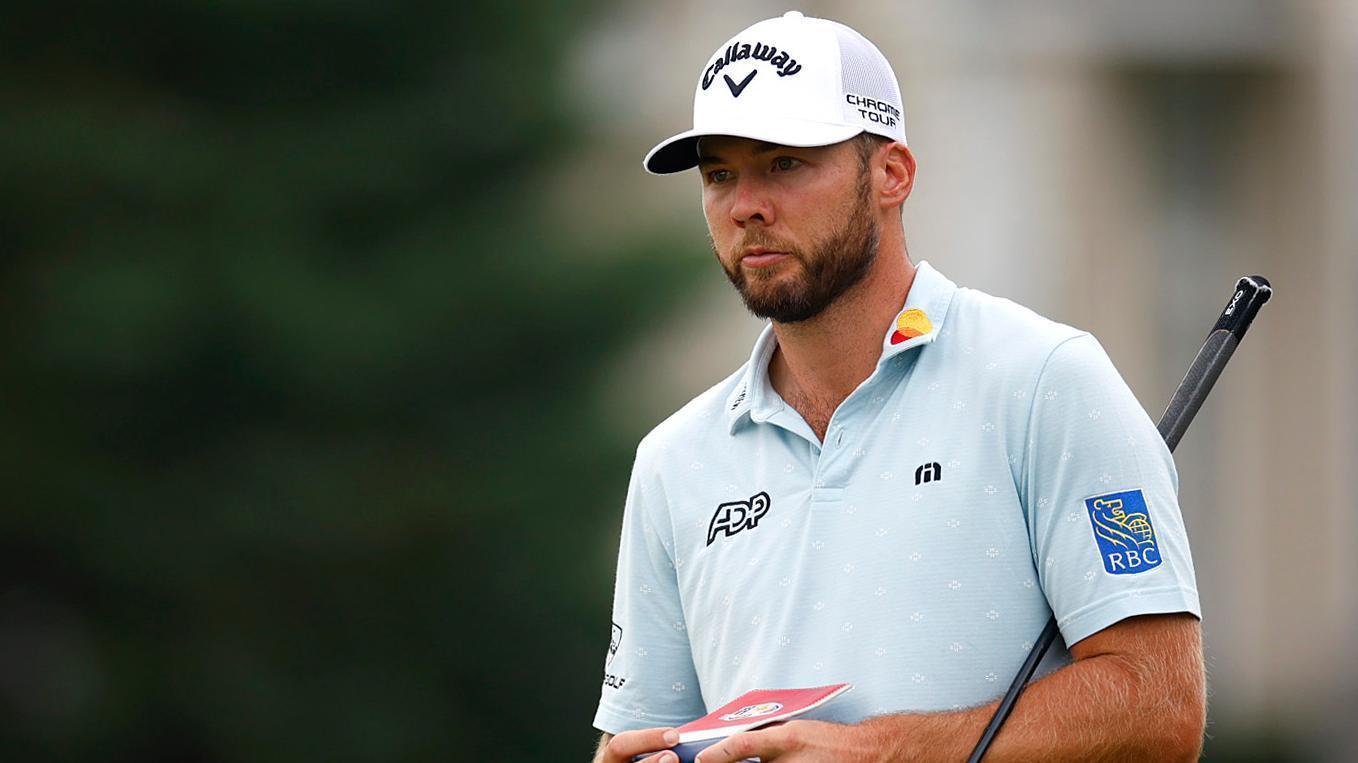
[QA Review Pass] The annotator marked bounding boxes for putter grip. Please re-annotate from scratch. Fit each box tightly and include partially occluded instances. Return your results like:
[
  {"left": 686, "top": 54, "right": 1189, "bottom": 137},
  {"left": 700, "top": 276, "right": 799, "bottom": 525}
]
[
  {"left": 1157, "top": 331, "right": 1237, "bottom": 452},
  {"left": 1161, "top": 275, "right": 1270, "bottom": 451}
]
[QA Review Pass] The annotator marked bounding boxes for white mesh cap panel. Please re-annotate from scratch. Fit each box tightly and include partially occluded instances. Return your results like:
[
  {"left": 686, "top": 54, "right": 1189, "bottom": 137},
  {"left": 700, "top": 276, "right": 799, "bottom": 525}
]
[{"left": 831, "top": 22, "right": 906, "bottom": 144}]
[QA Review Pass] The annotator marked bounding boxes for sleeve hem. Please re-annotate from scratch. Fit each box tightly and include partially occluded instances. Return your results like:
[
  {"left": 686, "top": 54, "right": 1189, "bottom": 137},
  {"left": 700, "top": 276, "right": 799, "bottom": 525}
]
[
  {"left": 593, "top": 702, "right": 696, "bottom": 736},
  {"left": 1056, "top": 585, "right": 1201, "bottom": 646}
]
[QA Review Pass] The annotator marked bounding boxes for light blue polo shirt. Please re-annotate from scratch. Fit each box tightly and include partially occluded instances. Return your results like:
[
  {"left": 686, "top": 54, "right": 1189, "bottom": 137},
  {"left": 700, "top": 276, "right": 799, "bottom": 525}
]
[{"left": 594, "top": 261, "right": 1200, "bottom": 733}]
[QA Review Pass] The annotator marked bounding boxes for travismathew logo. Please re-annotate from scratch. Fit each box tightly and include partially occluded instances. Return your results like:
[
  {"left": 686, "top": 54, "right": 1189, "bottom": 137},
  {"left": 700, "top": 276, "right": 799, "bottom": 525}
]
[
  {"left": 702, "top": 41, "right": 803, "bottom": 91},
  {"left": 708, "top": 491, "right": 771, "bottom": 545}
]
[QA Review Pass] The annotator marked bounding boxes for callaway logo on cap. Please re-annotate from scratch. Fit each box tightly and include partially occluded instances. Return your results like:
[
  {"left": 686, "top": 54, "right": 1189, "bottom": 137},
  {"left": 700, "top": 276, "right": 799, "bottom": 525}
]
[{"left": 644, "top": 11, "right": 907, "bottom": 174}]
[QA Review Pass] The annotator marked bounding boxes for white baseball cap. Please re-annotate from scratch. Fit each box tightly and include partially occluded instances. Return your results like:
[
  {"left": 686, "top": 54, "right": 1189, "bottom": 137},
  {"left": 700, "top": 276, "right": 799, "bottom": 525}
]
[{"left": 644, "top": 11, "right": 907, "bottom": 175}]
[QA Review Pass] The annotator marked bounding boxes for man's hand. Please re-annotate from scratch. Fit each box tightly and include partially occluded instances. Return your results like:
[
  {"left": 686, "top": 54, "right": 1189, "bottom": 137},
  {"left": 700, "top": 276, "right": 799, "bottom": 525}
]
[
  {"left": 594, "top": 728, "right": 681, "bottom": 763},
  {"left": 693, "top": 720, "right": 877, "bottom": 763}
]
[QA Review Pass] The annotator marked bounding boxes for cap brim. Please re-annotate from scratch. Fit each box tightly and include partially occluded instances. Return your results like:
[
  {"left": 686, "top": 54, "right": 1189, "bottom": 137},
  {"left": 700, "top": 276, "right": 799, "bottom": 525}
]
[{"left": 643, "top": 121, "right": 864, "bottom": 175}]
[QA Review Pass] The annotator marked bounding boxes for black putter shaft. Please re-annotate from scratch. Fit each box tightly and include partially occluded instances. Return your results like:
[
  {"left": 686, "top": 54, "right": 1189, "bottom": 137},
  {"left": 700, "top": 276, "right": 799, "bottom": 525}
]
[{"left": 966, "top": 275, "right": 1273, "bottom": 763}]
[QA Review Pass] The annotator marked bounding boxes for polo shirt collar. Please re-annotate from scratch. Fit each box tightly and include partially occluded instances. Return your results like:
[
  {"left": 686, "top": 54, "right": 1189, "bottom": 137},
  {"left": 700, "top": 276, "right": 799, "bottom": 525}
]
[{"left": 725, "top": 260, "right": 958, "bottom": 434}]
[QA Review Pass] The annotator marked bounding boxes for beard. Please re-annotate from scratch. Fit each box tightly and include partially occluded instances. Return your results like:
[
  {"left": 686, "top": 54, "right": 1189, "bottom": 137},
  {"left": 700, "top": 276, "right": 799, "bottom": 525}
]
[{"left": 714, "top": 182, "right": 879, "bottom": 324}]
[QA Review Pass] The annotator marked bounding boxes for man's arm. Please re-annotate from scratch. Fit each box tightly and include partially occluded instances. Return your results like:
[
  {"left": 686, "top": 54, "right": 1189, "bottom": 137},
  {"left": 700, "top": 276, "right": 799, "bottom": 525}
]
[
  {"left": 695, "top": 612, "right": 1205, "bottom": 763},
  {"left": 592, "top": 733, "right": 611, "bottom": 763}
]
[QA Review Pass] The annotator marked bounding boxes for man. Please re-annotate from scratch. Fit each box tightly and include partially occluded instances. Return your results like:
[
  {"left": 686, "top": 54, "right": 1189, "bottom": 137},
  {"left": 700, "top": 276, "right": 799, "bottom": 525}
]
[{"left": 593, "top": 12, "right": 1205, "bottom": 762}]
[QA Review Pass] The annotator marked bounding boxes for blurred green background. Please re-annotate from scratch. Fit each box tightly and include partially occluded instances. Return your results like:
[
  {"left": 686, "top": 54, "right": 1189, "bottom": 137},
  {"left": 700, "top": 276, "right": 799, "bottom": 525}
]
[
  {"left": 2, "top": 1, "right": 1354, "bottom": 761},
  {"left": 0, "top": 1, "right": 701, "bottom": 759}
]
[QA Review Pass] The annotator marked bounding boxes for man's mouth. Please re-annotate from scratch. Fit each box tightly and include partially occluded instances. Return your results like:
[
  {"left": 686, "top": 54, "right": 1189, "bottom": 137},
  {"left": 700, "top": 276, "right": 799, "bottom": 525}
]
[{"left": 740, "top": 248, "right": 791, "bottom": 268}]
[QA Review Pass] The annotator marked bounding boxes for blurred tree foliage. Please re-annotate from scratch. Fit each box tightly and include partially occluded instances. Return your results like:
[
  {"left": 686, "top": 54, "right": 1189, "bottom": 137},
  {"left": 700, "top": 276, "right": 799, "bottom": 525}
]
[{"left": 0, "top": 1, "right": 697, "bottom": 760}]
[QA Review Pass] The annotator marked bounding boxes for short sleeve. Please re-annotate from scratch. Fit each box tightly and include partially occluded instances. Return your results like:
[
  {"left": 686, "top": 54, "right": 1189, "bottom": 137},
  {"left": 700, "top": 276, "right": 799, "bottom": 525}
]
[
  {"left": 593, "top": 443, "right": 704, "bottom": 734},
  {"left": 1022, "top": 334, "right": 1201, "bottom": 647}
]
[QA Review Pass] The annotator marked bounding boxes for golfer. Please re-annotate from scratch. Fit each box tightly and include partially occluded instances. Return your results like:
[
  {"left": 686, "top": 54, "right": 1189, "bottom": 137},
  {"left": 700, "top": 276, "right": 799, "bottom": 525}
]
[{"left": 593, "top": 12, "right": 1205, "bottom": 762}]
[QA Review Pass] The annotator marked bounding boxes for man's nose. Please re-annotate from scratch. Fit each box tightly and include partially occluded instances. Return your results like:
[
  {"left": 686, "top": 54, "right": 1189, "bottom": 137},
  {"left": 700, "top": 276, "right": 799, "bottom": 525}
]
[{"left": 729, "top": 177, "right": 775, "bottom": 227}]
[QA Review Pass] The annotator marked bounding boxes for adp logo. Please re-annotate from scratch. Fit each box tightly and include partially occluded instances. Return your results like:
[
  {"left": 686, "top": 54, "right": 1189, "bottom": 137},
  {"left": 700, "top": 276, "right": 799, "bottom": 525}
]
[{"left": 707, "top": 492, "right": 771, "bottom": 546}]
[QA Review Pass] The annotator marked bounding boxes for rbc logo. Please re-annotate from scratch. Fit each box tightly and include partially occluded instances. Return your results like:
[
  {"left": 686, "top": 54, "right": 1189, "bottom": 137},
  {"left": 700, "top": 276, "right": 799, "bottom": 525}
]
[
  {"left": 707, "top": 492, "right": 771, "bottom": 546},
  {"left": 1084, "top": 489, "right": 1162, "bottom": 575}
]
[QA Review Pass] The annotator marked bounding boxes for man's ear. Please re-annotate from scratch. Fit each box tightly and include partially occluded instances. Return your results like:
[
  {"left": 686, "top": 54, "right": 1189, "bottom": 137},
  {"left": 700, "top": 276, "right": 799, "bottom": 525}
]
[{"left": 878, "top": 142, "right": 916, "bottom": 210}]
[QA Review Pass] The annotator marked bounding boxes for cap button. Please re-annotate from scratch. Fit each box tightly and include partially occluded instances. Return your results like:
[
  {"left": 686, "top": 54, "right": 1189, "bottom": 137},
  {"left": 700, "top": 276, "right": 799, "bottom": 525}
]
[{"left": 783, "top": 11, "right": 805, "bottom": 20}]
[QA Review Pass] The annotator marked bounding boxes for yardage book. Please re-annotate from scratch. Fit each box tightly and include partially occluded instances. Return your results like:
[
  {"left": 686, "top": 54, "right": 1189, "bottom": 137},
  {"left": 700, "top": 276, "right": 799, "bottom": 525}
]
[{"left": 632, "top": 683, "right": 852, "bottom": 762}]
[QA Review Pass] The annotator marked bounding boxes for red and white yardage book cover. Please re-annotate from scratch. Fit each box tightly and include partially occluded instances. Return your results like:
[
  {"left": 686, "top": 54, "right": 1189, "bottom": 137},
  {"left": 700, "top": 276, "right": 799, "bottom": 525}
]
[
  {"left": 677, "top": 683, "right": 853, "bottom": 741},
  {"left": 634, "top": 683, "right": 852, "bottom": 762}
]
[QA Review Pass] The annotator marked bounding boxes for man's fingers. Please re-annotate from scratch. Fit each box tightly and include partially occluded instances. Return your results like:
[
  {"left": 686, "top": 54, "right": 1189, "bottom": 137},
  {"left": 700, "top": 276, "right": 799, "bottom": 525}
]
[
  {"left": 604, "top": 727, "right": 679, "bottom": 762},
  {"left": 694, "top": 726, "right": 792, "bottom": 763}
]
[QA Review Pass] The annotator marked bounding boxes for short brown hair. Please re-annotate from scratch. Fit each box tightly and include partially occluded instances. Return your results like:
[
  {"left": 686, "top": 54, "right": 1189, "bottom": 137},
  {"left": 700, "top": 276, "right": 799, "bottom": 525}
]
[{"left": 852, "top": 132, "right": 891, "bottom": 170}]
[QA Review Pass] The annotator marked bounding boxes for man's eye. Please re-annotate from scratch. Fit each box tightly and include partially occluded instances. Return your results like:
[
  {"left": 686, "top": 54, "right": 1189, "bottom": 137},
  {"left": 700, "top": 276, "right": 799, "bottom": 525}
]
[
  {"left": 708, "top": 169, "right": 733, "bottom": 183},
  {"left": 773, "top": 157, "right": 801, "bottom": 171}
]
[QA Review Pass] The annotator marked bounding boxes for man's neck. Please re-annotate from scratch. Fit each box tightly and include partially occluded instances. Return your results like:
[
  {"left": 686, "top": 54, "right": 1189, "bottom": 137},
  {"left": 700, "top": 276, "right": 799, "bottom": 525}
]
[{"left": 768, "top": 243, "right": 917, "bottom": 433}]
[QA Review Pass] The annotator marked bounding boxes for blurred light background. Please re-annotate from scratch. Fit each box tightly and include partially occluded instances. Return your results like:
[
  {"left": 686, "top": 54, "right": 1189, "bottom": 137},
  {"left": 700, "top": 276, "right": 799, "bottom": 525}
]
[{"left": 1, "top": 1, "right": 1353, "bottom": 761}]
